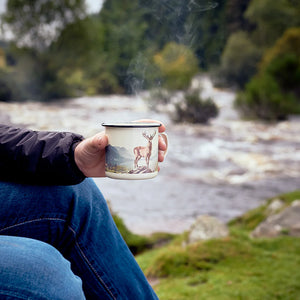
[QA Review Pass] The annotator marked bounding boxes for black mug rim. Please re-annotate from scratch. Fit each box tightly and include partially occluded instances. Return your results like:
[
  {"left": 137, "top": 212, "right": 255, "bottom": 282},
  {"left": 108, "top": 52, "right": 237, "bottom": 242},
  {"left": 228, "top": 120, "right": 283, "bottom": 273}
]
[{"left": 102, "top": 122, "right": 162, "bottom": 128}]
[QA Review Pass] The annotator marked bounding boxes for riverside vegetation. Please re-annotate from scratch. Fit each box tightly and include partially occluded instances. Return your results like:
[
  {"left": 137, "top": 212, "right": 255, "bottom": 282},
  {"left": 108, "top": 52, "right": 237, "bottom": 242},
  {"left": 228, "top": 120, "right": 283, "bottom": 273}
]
[
  {"left": 113, "top": 190, "right": 300, "bottom": 299},
  {"left": 0, "top": 0, "right": 299, "bottom": 122}
]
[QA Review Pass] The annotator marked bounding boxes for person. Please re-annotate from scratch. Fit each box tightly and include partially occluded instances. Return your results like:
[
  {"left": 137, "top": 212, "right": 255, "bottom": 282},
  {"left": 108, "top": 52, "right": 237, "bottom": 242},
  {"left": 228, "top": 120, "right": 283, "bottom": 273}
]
[{"left": 0, "top": 121, "right": 167, "bottom": 299}]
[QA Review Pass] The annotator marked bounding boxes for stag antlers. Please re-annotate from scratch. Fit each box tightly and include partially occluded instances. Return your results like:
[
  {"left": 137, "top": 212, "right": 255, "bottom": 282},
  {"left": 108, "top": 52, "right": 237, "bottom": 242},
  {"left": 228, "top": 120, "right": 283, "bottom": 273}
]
[{"left": 133, "top": 131, "right": 156, "bottom": 169}]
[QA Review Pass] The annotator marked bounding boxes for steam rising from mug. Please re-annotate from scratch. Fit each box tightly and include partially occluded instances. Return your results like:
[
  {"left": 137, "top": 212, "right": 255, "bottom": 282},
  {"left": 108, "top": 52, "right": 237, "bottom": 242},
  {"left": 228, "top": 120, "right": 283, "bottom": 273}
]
[{"left": 125, "top": 0, "right": 219, "bottom": 94}]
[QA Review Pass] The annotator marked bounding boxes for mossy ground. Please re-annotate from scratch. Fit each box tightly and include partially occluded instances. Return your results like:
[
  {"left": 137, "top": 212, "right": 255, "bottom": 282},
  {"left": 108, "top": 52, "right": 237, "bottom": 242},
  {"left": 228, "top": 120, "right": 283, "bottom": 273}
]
[
  {"left": 112, "top": 213, "right": 175, "bottom": 255},
  {"left": 134, "top": 190, "right": 300, "bottom": 299}
]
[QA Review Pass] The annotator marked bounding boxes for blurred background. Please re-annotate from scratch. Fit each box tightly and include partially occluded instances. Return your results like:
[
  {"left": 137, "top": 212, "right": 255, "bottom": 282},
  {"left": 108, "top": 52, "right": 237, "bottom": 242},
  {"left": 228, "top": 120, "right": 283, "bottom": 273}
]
[{"left": 0, "top": 0, "right": 299, "bottom": 235}]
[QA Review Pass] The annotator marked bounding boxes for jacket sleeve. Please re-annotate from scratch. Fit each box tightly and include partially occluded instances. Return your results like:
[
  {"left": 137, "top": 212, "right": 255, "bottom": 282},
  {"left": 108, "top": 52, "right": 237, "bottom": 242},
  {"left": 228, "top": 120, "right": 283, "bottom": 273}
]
[{"left": 0, "top": 124, "right": 86, "bottom": 185}]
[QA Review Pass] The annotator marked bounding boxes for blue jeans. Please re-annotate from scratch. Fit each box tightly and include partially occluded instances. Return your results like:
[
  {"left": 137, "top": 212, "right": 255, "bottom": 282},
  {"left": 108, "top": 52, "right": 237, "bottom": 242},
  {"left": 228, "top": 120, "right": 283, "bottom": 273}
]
[
  {"left": 0, "top": 235, "right": 85, "bottom": 299},
  {"left": 0, "top": 179, "right": 158, "bottom": 300}
]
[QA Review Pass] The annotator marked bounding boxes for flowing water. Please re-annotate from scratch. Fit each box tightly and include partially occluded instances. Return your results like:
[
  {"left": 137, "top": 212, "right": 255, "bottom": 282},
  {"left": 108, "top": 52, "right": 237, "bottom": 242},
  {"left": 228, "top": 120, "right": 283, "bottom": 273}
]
[{"left": 1, "top": 77, "right": 299, "bottom": 234}]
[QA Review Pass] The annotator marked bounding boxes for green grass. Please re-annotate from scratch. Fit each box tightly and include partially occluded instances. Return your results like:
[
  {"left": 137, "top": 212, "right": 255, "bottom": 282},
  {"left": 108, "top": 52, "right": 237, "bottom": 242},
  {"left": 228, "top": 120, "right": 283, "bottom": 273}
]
[
  {"left": 112, "top": 213, "right": 175, "bottom": 255},
  {"left": 135, "top": 190, "right": 300, "bottom": 299}
]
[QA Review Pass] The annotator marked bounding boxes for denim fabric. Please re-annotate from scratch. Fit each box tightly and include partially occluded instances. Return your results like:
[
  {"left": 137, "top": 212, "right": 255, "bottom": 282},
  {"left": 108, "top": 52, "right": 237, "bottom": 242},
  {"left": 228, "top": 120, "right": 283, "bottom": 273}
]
[
  {"left": 0, "top": 235, "right": 85, "bottom": 299},
  {"left": 0, "top": 178, "right": 158, "bottom": 300}
]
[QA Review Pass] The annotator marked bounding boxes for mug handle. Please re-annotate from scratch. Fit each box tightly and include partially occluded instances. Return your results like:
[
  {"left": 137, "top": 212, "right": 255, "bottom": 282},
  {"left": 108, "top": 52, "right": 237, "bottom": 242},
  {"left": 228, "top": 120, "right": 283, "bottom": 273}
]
[{"left": 159, "top": 132, "right": 169, "bottom": 158}]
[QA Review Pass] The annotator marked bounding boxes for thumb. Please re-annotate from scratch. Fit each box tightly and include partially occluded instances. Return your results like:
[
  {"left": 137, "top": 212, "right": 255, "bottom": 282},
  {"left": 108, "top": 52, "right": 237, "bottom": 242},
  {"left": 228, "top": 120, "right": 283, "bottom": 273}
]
[{"left": 91, "top": 132, "right": 108, "bottom": 151}]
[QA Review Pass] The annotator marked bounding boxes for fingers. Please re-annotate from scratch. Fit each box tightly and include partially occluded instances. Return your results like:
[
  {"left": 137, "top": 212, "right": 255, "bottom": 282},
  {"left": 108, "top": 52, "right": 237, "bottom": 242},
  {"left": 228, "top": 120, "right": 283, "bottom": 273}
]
[
  {"left": 158, "top": 150, "right": 165, "bottom": 162},
  {"left": 158, "top": 122, "right": 166, "bottom": 133},
  {"left": 158, "top": 134, "right": 167, "bottom": 152}
]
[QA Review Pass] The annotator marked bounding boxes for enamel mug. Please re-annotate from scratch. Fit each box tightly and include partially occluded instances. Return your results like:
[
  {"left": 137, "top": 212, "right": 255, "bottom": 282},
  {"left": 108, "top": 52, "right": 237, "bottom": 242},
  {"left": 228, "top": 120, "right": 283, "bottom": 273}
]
[{"left": 102, "top": 122, "right": 168, "bottom": 180}]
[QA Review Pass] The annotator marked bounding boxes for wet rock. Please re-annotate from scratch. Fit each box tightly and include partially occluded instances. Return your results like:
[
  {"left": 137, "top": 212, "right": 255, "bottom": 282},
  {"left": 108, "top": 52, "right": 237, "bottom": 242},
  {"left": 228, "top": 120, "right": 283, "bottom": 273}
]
[
  {"left": 251, "top": 200, "right": 300, "bottom": 238},
  {"left": 186, "top": 215, "right": 229, "bottom": 244}
]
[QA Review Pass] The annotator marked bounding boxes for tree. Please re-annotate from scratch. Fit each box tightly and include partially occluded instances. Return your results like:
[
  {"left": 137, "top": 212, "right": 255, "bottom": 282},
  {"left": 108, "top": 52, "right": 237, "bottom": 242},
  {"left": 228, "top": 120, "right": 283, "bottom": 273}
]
[
  {"left": 219, "top": 31, "right": 261, "bottom": 88},
  {"left": 260, "top": 27, "right": 300, "bottom": 70},
  {"left": 186, "top": 0, "right": 227, "bottom": 69},
  {"left": 139, "top": 0, "right": 190, "bottom": 49},
  {"left": 225, "top": 0, "right": 252, "bottom": 34},
  {"left": 235, "top": 73, "right": 300, "bottom": 121},
  {"left": 153, "top": 42, "right": 199, "bottom": 90},
  {"left": 245, "top": 0, "right": 300, "bottom": 48},
  {"left": 48, "top": 16, "right": 119, "bottom": 95},
  {"left": 234, "top": 28, "right": 300, "bottom": 120},
  {"left": 0, "top": 45, "right": 47, "bottom": 101},
  {"left": 261, "top": 27, "right": 300, "bottom": 99},
  {"left": 3, "top": 0, "right": 87, "bottom": 50},
  {"left": 98, "top": 0, "right": 148, "bottom": 92}
]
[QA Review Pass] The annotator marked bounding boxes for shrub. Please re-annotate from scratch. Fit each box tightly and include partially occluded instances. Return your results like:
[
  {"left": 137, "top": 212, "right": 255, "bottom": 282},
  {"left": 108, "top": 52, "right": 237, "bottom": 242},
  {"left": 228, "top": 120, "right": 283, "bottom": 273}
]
[
  {"left": 153, "top": 42, "right": 199, "bottom": 91},
  {"left": 266, "top": 53, "right": 300, "bottom": 93},
  {"left": 235, "top": 28, "right": 300, "bottom": 120},
  {"left": 173, "top": 89, "right": 219, "bottom": 124},
  {"left": 0, "top": 70, "right": 13, "bottom": 101},
  {"left": 235, "top": 73, "right": 300, "bottom": 121},
  {"left": 260, "top": 27, "right": 300, "bottom": 70},
  {"left": 87, "top": 71, "right": 122, "bottom": 95}
]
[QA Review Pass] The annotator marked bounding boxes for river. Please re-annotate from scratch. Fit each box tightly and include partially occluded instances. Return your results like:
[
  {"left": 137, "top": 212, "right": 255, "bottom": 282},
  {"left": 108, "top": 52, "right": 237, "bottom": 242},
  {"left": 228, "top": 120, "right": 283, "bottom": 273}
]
[{"left": 1, "top": 77, "right": 299, "bottom": 235}]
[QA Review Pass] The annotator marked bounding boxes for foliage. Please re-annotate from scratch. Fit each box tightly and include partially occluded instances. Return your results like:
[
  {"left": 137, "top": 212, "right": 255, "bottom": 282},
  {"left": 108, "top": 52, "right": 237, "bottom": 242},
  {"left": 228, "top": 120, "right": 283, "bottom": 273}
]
[
  {"left": 235, "top": 27, "right": 300, "bottom": 120},
  {"left": 0, "top": 45, "right": 73, "bottom": 101},
  {"left": 0, "top": 69, "right": 14, "bottom": 101},
  {"left": 98, "top": 0, "right": 148, "bottom": 92},
  {"left": 48, "top": 16, "right": 121, "bottom": 96},
  {"left": 260, "top": 27, "right": 300, "bottom": 70},
  {"left": 186, "top": 0, "right": 227, "bottom": 69},
  {"left": 0, "top": 48, "right": 5, "bottom": 68},
  {"left": 266, "top": 53, "right": 300, "bottom": 94},
  {"left": 139, "top": 0, "right": 190, "bottom": 49},
  {"left": 0, "top": 0, "right": 299, "bottom": 107},
  {"left": 245, "top": 0, "right": 300, "bottom": 48},
  {"left": 173, "top": 89, "right": 218, "bottom": 124},
  {"left": 136, "top": 190, "right": 300, "bottom": 299},
  {"left": 219, "top": 31, "right": 262, "bottom": 88},
  {"left": 3, "top": 0, "right": 87, "bottom": 50},
  {"left": 224, "top": 0, "right": 253, "bottom": 34},
  {"left": 235, "top": 73, "right": 300, "bottom": 121},
  {"left": 2, "top": 46, "right": 46, "bottom": 101},
  {"left": 153, "top": 42, "right": 199, "bottom": 90}
]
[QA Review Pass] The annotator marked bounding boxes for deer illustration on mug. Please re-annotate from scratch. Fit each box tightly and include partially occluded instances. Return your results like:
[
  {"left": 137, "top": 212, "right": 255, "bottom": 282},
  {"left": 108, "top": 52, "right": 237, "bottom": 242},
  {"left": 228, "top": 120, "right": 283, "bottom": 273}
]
[{"left": 133, "top": 131, "right": 156, "bottom": 169}]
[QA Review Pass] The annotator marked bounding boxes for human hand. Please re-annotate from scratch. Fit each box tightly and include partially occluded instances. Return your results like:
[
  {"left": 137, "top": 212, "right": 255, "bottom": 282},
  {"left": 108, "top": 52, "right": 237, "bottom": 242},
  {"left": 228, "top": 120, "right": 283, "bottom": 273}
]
[
  {"left": 74, "top": 131, "right": 108, "bottom": 177},
  {"left": 74, "top": 120, "right": 167, "bottom": 177}
]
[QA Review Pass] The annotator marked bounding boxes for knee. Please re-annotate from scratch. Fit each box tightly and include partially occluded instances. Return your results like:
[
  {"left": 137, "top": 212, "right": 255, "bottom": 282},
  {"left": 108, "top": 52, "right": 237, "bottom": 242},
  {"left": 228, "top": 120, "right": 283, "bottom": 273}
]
[
  {"left": 55, "top": 178, "right": 107, "bottom": 212},
  {"left": 0, "top": 236, "right": 85, "bottom": 299}
]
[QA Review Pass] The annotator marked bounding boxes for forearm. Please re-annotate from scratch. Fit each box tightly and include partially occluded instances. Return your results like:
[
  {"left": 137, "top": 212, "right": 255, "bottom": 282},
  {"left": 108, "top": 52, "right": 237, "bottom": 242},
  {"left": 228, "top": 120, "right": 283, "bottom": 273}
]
[{"left": 0, "top": 124, "right": 86, "bottom": 185}]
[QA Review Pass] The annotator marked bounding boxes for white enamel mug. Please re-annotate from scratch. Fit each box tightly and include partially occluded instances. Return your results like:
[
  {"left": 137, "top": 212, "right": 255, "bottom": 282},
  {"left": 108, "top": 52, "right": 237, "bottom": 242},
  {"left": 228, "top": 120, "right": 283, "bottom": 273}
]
[{"left": 102, "top": 122, "right": 168, "bottom": 180}]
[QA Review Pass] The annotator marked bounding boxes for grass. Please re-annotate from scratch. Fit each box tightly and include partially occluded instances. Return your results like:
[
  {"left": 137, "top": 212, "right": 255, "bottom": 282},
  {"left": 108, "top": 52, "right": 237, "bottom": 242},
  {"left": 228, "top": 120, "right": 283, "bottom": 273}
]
[
  {"left": 135, "top": 190, "right": 300, "bottom": 299},
  {"left": 112, "top": 213, "right": 175, "bottom": 255}
]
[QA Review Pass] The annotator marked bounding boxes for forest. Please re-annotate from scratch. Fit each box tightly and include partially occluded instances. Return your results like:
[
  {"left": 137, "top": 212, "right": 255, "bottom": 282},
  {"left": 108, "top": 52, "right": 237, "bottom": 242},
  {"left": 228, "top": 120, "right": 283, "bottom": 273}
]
[{"left": 0, "top": 0, "right": 299, "bottom": 121}]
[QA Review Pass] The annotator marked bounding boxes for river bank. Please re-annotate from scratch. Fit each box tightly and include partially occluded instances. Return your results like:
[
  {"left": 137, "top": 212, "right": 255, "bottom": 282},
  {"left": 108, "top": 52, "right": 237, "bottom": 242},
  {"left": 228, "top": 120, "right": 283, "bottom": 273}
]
[
  {"left": 137, "top": 190, "right": 300, "bottom": 299},
  {"left": 1, "top": 77, "right": 299, "bottom": 234}
]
